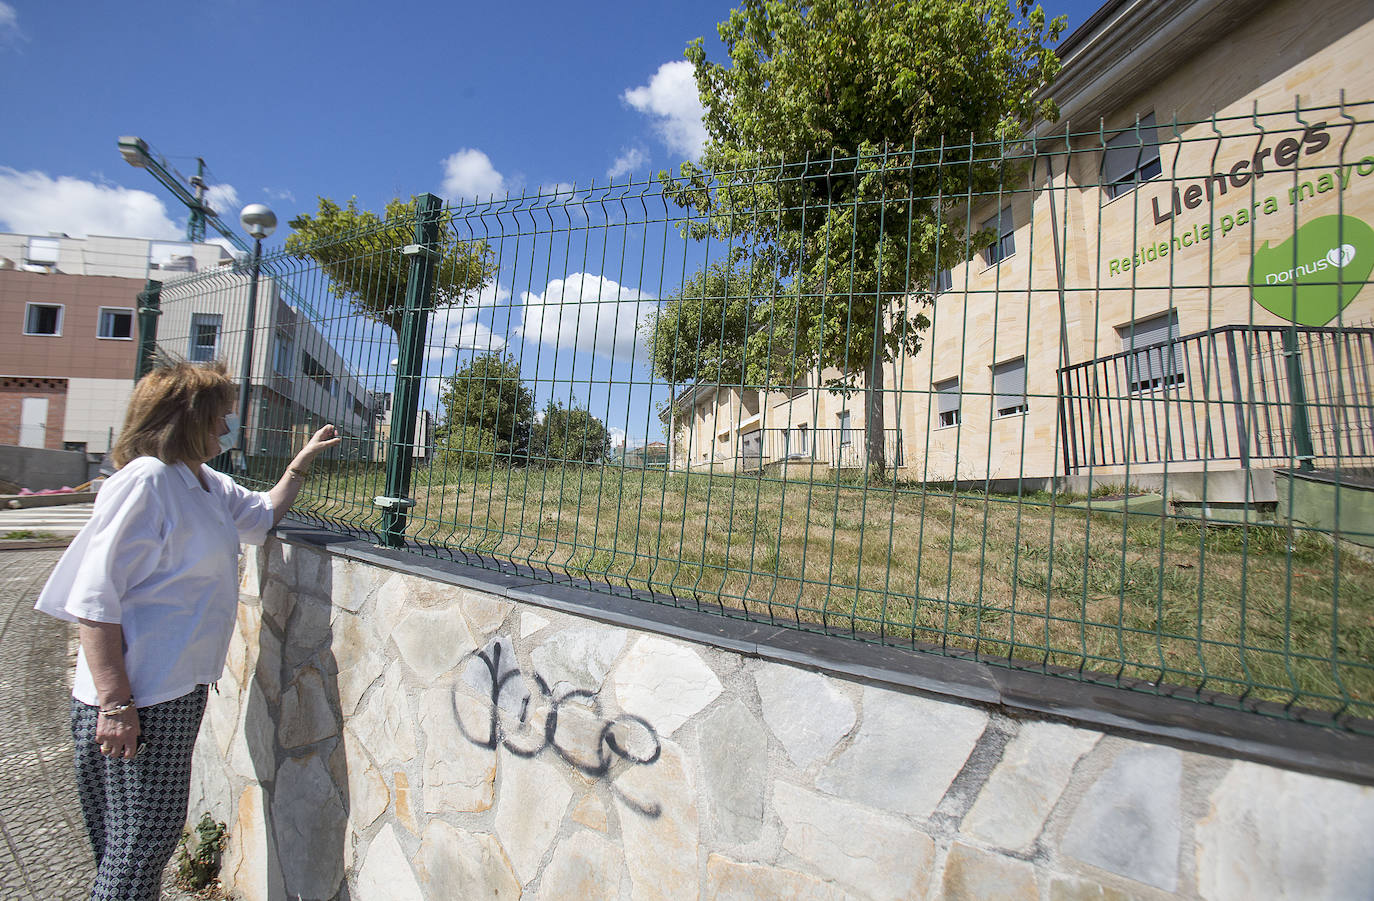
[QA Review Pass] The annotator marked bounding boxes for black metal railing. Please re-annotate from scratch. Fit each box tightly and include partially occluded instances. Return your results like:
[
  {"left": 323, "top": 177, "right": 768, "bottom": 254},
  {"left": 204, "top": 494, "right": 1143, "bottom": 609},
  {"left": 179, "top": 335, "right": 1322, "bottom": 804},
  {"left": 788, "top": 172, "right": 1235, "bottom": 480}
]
[
  {"left": 737, "top": 427, "right": 904, "bottom": 471},
  {"left": 1058, "top": 325, "right": 1374, "bottom": 472}
]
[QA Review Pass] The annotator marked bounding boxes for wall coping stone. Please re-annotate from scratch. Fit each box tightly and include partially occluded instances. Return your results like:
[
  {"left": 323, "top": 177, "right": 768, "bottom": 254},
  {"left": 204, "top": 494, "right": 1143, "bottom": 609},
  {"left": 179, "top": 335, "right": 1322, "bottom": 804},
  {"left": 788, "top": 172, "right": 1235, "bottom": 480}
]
[{"left": 272, "top": 521, "right": 1374, "bottom": 786}]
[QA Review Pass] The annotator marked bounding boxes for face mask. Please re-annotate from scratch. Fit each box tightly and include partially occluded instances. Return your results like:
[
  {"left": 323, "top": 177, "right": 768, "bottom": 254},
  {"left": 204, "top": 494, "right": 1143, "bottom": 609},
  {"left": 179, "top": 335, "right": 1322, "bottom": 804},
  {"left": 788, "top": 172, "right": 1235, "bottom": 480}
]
[{"left": 219, "top": 413, "right": 240, "bottom": 454}]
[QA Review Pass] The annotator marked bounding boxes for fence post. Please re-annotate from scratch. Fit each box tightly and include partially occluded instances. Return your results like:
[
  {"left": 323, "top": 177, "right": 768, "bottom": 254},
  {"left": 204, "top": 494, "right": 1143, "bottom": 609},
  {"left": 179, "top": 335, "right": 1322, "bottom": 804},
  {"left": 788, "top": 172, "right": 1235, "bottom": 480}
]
[
  {"left": 1281, "top": 328, "right": 1316, "bottom": 471},
  {"left": 134, "top": 279, "right": 161, "bottom": 381},
  {"left": 378, "top": 193, "right": 443, "bottom": 547}
]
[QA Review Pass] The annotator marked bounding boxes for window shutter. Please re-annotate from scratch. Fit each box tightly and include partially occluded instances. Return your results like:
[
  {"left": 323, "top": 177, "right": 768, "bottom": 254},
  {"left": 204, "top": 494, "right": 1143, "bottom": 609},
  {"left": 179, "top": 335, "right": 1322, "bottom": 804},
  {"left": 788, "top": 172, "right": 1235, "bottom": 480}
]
[
  {"left": 993, "top": 360, "right": 1026, "bottom": 414},
  {"left": 1121, "top": 311, "right": 1181, "bottom": 389},
  {"left": 1103, "top": 114, "right": 1160, "bottom": 191},
  {"left": 936, "top": 379, "right": 960, "bottom": 414}
]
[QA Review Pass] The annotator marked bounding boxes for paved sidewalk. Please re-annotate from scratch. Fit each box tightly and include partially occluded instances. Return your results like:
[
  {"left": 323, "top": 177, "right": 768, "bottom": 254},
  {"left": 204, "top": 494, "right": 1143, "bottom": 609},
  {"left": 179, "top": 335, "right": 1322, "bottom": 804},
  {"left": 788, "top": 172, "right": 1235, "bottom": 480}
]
[{"left": 0, "top": 547, "right": 202, "bottom": 900}]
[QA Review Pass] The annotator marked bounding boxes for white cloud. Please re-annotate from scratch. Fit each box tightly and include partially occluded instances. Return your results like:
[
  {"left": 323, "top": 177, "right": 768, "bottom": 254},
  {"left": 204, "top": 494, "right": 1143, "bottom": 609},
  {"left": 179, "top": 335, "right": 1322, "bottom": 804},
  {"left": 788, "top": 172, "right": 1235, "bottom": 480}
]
[
  {"left": 441, "top": 148, "right": 507, "bottom": 202},
  {"left": 203, "top": 183, "right": 240, "bottom": 219},
  {"left": 623, "top": 60, "right": 707, "bottom": 161},
  {"left": 608, "top": 146, "right": 649, "bottom": 180},
  {"left": 0, "top": 3, "right": 16, "bottom": 31},
  {"left": 518, "top": 273, "right": 656, "bottom": 359},
  {"left": 0, "top": 168, "right": 181, "bottom": 239},
  {"left": 264, "top": 186, "right": 297, "bottom": 204},
  {"left": 423, "top": 282, "right": 512, "bottom": 369}
]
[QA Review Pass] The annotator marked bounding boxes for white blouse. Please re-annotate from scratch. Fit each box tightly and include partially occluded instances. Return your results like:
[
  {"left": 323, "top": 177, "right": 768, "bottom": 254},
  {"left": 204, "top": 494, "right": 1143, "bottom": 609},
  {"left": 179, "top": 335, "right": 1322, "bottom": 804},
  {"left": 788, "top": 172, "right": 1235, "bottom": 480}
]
[{"left": 35, "top": 456, "right": 275, "bottom": 707}]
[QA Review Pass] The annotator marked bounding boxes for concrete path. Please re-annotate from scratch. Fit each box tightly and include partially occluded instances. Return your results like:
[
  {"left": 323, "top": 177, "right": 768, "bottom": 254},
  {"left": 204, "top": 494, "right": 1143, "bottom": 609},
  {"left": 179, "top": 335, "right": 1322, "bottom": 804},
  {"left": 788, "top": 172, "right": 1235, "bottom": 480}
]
[{"left": 0, "top": 546, "right": 201, "bottom": 900}]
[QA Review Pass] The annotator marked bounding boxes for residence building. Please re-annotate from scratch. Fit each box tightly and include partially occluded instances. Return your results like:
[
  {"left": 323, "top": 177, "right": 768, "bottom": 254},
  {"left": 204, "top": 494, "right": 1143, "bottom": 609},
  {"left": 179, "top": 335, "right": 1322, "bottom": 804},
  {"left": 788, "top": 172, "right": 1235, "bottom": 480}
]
[{"left": 674, "top": 0, "right": 1374, "bottom": 504}]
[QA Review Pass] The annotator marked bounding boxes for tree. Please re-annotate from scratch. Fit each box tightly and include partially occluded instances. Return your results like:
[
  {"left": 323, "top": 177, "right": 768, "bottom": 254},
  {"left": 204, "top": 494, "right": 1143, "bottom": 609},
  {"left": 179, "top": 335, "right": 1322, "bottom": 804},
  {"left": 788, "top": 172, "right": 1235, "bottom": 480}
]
[
  {"left": 286, "top": 196, "right": 496, "bottom": 335},
  {"left": 645, "top": 251, "right": 801, "bottom": 389},
  {"left": 530, "top": 400, "right": 612, "bottom": 465},
  {"left": 664, "top": 0, "right": 1064, "bottom": 478},
  {"left": 437, "top": 352, "right": 534, "bottom": 461}
]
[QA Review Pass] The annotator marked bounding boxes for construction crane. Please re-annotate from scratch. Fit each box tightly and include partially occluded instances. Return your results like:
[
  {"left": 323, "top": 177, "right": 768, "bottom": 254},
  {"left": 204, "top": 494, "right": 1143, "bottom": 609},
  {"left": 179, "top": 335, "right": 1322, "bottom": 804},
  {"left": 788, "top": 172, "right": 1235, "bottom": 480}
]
[
  {"left": 117, "top": 136, "right": 318, "bottom": 315},
  {"left": 117, "top": 137, "right": 252, "bottom": 253}
]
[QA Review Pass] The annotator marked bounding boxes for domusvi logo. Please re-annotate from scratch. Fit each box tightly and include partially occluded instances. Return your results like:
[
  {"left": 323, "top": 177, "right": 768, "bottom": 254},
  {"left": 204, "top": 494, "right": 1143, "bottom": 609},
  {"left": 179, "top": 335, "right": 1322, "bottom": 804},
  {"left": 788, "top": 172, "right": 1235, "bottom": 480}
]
[{"left": 1250, "top": 215, "right": 1374, "bottom": 326}]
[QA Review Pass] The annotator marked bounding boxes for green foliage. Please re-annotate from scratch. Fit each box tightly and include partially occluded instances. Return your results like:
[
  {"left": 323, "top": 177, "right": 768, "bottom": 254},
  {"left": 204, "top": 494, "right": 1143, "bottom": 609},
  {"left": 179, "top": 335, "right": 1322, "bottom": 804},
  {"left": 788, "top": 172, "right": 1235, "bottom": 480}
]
[
  {"left": 437, "top": 352, "right": 535, "bottom": 457},
  {"left": 175, "top": 812, "right": 228, "bottom": 892},
  {"left": 435, "top": 424, "right": 499, "bottom": 471},
  {"left": 531, "top": 400, "right": 613, "bottom": 465},
  {"left": 285, "top": 196, "right": 496, "bottom": 334},
  {"left": 662, "top": 0, "right": 1065, "bottom": 475},
  {"left": 1, "top": 529, "right": 59, "bottom": 540},
  {"left": 645, "top": 251, "right": 802, "bottom": 388}
]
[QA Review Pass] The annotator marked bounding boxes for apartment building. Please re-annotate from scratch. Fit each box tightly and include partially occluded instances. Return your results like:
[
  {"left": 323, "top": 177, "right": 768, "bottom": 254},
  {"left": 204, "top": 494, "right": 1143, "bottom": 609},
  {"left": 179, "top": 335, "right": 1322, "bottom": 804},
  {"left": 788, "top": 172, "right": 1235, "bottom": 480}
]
[
  {"left": 0, "top": 232, "right": 374, "bottom": 458},
  {"left": 676, "top": 0, "right": 1374, "bottom": 499}
]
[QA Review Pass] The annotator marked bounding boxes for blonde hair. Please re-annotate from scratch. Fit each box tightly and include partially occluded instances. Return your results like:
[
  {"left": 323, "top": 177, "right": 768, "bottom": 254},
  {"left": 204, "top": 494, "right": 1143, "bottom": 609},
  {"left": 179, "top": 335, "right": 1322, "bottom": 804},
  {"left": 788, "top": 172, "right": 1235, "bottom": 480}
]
[{"left": 112, "top": 361, "right": 236, "bottom": 468}]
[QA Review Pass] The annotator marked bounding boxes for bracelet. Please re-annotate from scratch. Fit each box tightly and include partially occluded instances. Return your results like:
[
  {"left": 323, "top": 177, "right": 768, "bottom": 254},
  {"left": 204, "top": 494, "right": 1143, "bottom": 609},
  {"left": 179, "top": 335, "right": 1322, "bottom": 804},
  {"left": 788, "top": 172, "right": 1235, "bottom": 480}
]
[
  {"left": 287, "top": 467, "right": 309, "bottom": 481},
  {"left": 99, "top": 699, "right": 135, "bottom": 717}
]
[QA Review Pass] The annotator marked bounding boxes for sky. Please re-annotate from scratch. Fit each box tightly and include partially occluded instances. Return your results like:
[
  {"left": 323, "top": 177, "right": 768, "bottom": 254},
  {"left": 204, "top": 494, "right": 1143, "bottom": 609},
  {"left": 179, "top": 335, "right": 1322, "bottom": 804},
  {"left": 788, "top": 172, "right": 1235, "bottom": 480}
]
[{"left": 0, "top": 0, "right": 1108, "bottom": 446}]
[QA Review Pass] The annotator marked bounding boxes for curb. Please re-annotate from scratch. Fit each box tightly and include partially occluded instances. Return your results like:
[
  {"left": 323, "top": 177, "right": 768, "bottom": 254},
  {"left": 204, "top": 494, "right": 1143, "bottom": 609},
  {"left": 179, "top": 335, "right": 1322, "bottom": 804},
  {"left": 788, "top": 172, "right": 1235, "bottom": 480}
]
[{"left": 0, "top": 538, "right": 73, "bottom": 550}]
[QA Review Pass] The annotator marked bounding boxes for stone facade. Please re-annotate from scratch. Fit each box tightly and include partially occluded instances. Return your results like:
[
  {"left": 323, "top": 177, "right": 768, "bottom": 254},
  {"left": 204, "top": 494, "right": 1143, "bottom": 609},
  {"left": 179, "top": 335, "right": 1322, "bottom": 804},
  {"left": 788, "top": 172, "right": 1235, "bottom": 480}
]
[
  {"left": 675, "top": 0, "right": 1374, "bottom": 489},
  {"left": 189, "top": 535, "right": 1374, "bottom": 900}
]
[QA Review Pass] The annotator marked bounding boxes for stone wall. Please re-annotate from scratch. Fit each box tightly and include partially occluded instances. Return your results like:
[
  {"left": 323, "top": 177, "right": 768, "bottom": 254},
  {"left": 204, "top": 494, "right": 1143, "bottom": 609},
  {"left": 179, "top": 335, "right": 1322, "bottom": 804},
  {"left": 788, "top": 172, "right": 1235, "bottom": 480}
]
[
  {"left": 190, "top": 533, "right": 1374, "bottom": 900},
  {"left": 0, "top": 442, "right": 89, "bottom": 491}
]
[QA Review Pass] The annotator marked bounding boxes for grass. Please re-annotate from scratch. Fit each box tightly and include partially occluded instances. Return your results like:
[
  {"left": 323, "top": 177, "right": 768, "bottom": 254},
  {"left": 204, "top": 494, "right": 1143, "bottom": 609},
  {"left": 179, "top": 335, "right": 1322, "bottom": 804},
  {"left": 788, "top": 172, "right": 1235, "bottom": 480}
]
[
  {"left": 283, "top": 461, "right": 1374, "bottom": 725},
  {"left": 1, "top": 529, "right": 61, "bottom": 541}
]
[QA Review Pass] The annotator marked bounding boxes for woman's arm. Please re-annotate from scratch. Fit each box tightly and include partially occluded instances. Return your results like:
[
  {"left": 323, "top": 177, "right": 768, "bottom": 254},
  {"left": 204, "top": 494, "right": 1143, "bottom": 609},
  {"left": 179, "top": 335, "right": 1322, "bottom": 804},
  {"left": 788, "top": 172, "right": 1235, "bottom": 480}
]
[
  {"left": 78, "top": 619, "right": 140, "bottom": 758},
  {"left": 268, "top": 425, "right": 342, "bottom": 527}
]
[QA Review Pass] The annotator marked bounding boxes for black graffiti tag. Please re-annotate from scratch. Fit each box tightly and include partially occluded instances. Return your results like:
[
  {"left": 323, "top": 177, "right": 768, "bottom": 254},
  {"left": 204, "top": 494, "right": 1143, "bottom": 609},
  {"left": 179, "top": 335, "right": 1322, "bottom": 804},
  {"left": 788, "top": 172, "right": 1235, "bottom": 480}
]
[{"left": 454, "top": 639, "right": 662, "bottom": 817}]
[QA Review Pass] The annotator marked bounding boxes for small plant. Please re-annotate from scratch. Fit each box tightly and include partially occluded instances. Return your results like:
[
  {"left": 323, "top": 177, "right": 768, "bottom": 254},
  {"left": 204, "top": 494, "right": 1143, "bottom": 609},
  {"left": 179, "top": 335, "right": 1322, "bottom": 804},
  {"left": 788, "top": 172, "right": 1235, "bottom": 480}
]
[
  {"left": 1, "top": 529, "right": 59, "bottom": 540},
  {"left": 175, "top": 812, "right": 228, "bottom": 893}
]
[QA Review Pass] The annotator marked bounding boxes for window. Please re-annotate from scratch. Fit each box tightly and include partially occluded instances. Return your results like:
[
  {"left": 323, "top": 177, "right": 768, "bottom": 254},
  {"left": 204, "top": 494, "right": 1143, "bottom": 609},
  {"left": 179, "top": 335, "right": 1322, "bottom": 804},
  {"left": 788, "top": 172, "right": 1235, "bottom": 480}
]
[
  {"left": 740, "top": 430, "right": 763, "bottom": 468},
  {"left": 935, "top": 378, "right": 961, "bottom": 428},
  {"left": 98, "top": 307, "right": 134, "bottom": 340},
  {"left": 274, "top": 334, "right": 295, "bottom": 375},
  {"left": 992, "top": 359, "right": 1027, "bottom": 417},
  {"left": 784, "top": 423, "right": 809, "bottom": 457},
  {"left": 983, "top": 207, "right": 1015, "bottom": 265},
  {"left": 837, "top": 410, "right": 853, "bottom": 447},
  {"left": 1102, "top": 114, "right": 1163, "bottom": 199},
  {"left": 933, "top": 269, "right": 953, "bottom": 294},
  {"left": 26, "top": 237, "right": 60, "bottom": 266},
  {"left": 189, "top": 313, "right": 222, "bottom": 362},
  {"left": 24, "top": 303, "right": 64, "bottom": 336},
  {"left": 301, "top": 351, "right": 337, "bottom": 395},
  {"left": 1119, "top": 310, "right": 1185, "bottom": 392}
]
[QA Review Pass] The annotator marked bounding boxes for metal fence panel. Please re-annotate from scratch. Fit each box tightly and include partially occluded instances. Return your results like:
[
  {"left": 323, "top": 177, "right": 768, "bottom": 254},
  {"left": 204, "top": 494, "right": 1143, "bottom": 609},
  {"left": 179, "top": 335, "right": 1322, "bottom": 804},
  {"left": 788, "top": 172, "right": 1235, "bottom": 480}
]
[{"left": 152, "top": 100, "right": 1374, "bottom": 733}]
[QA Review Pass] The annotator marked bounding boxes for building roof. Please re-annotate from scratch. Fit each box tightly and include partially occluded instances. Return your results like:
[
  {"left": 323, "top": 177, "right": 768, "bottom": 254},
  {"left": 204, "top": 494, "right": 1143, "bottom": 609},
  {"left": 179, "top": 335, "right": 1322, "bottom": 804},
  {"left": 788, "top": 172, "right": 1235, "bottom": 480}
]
[{"left": 1037, "top": 0, "right": 1270, "bottom": 135}]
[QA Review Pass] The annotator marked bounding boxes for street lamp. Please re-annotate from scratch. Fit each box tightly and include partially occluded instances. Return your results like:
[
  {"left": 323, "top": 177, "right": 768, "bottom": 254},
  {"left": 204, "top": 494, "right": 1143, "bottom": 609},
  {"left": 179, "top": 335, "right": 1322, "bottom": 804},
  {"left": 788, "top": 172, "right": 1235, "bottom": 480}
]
[{"left": 235, "top": 203, "right": 277, "bottom": 459}]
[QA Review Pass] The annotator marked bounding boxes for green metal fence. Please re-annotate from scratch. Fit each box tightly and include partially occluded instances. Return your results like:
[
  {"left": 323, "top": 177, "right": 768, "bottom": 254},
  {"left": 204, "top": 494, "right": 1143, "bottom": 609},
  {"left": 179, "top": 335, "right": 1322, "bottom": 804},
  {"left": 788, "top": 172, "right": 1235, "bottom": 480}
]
[{"left": 149, "top": 99, "right": 1374, "bottom": 733}]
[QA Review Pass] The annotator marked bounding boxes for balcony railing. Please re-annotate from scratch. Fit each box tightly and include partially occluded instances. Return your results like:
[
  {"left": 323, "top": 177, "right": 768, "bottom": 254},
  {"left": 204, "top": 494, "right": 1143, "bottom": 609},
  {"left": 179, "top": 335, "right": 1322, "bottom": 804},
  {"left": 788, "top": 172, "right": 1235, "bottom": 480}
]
[
  {"left": 1057, "top": 325, "right": 1374, "bottom": 473},
  {"left": 738, "top": 427, "right": 904, "bottom": 471}
]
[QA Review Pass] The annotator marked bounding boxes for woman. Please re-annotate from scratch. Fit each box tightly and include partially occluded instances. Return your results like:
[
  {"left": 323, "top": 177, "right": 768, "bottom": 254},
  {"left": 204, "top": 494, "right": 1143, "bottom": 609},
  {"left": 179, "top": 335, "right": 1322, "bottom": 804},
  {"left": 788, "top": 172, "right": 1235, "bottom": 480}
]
[{"left": 35, "top": 361, "right": 340, "bottom": 900}]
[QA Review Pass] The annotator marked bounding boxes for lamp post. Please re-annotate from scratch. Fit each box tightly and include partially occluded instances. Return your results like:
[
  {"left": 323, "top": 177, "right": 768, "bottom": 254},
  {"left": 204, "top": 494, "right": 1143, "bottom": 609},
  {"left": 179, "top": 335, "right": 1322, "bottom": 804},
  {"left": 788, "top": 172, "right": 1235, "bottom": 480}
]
[{"left": 236, "top": 203, "right": 276, "bottom": 457}]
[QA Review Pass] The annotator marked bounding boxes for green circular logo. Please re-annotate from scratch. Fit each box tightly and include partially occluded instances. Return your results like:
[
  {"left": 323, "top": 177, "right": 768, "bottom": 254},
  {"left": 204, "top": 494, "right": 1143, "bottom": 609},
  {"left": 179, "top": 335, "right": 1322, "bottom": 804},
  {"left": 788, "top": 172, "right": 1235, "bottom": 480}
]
[{"left": 1250, "top": 215, "right": 1374, "bottom": 326}]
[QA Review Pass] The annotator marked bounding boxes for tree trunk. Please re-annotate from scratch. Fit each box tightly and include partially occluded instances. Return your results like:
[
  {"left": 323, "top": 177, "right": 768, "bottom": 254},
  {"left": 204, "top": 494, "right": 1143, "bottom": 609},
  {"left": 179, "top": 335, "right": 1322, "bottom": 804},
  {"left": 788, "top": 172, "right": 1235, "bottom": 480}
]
[{"left": 865, "top": 346, "right": 887, "bottom": 481}]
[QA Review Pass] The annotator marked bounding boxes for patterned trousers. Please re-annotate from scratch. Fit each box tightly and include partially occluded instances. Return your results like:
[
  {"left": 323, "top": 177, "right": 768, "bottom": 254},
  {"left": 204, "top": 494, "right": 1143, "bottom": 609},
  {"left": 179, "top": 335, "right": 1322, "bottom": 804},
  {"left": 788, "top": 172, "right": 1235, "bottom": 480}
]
[{"left": 71, "top": 685, "right": 208, "bottom": 901}]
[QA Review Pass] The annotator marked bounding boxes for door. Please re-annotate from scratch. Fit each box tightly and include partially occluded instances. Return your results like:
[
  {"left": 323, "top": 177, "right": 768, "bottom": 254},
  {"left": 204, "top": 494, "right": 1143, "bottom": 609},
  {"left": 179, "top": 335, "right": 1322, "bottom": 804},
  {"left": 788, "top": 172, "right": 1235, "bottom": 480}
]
[{"left": 20, "top": 397, "right": 48, "bottom": 448}]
